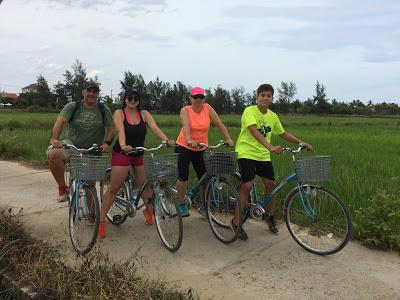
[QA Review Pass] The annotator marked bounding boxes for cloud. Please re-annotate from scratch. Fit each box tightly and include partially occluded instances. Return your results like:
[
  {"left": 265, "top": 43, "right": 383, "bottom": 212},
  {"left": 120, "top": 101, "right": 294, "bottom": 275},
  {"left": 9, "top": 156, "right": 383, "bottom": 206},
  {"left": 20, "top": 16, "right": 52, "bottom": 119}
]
[
  {"left": 221, "top": 1, "right": 400, "bottom": 62},
  {"left": 87, "top": 69, "right": 104, "bottom": 79}
]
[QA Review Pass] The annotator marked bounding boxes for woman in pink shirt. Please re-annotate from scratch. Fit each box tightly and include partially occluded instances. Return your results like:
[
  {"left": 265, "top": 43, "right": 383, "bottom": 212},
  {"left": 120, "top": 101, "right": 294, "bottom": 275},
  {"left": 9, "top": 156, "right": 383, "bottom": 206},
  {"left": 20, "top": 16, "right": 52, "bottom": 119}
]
[{"left": 175, "top": 86, "right": 234, "bottom": 216}]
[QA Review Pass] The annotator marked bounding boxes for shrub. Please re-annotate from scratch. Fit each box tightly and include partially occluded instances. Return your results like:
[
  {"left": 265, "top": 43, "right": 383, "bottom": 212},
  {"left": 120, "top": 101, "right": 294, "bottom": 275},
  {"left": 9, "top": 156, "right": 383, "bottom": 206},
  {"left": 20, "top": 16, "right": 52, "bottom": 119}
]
[{"left": 354, "top": 178, "right": 400, "bottom": 251}]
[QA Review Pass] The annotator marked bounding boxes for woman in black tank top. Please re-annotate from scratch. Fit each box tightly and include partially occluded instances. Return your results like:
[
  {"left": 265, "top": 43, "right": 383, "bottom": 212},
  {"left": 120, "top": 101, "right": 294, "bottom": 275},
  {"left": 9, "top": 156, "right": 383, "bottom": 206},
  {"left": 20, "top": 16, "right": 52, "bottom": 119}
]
[{"left": 99, "top": 87, "right": 175, "bottom": 238}]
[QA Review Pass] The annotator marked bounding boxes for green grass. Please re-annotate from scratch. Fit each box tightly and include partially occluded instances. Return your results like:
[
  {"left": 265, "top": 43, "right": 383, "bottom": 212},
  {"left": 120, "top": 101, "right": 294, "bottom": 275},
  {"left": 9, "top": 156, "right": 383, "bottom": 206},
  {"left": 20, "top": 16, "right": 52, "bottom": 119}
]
[{"left": 0, "top": 110, "right": 399, "bottom": 247}]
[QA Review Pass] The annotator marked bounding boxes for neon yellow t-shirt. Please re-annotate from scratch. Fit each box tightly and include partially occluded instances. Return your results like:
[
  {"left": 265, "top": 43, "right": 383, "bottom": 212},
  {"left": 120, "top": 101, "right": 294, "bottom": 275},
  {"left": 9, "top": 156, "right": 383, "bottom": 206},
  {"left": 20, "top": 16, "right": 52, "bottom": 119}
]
[{"left": 235, "top": 105, "right": 285, "bottom": 161}]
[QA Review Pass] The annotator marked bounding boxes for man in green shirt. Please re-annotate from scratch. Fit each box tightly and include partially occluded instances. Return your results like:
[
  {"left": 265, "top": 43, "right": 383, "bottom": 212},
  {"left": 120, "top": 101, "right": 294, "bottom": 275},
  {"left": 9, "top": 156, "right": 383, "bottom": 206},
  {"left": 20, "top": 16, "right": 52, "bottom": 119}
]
[
  {"left": 233, "top": 84, "right": 312, "bottom": 240},
  {"left": 47, "top": 80, "right": 114, "bottom": 202}
]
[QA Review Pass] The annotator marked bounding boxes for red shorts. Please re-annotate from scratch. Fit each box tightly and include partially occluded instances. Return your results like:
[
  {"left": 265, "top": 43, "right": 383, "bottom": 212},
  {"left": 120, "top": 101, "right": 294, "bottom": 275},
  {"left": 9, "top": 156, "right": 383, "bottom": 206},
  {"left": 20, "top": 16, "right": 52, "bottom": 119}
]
[{"left": 111, "top": 151, "right": 144, "bottom": 167}]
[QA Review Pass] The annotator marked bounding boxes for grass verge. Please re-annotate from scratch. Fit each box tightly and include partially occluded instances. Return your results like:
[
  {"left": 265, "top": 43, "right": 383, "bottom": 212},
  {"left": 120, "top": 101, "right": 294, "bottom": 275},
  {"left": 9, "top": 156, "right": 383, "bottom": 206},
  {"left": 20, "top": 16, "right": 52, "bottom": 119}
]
[{"left": 0, "top": 206, "right": 195, "bottom": 299}]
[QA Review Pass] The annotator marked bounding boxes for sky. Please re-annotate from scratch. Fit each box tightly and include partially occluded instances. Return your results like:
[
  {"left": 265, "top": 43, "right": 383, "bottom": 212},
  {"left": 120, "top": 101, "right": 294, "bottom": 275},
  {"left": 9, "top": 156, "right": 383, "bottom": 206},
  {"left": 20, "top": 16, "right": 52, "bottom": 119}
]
[{"left": 0, "top": 0, "right": 399, "bottom": 103}]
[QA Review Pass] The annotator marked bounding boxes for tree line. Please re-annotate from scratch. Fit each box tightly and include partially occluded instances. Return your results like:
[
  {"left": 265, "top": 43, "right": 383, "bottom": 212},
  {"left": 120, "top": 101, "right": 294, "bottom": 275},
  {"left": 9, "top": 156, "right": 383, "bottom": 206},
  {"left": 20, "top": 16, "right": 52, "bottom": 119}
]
[{"left": 3, "top": 59, "right": 399, "bottom": 115}]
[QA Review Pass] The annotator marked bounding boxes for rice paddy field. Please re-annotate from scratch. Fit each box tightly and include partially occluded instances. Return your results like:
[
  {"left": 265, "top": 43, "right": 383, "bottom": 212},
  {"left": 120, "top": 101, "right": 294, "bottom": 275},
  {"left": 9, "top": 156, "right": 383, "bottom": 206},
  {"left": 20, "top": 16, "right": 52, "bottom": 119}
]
[{"left": 0, "top": 109, "right": 399, "bottom": 246}]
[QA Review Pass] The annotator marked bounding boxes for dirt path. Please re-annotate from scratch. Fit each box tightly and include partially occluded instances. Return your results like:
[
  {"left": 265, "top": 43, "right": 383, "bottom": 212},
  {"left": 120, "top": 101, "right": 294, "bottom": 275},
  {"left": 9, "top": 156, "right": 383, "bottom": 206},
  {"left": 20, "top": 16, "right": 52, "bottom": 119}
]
[{"left": 1, "top": 160, "right": 399, "bottom": 299}]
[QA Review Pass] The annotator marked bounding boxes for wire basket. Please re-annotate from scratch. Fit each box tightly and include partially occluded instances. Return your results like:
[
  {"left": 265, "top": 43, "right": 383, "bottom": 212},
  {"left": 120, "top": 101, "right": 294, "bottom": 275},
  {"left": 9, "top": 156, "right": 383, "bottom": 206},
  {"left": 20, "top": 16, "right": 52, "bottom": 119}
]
[
  {"left": 144, "top": 153, "right": 178, "bottom": 184},
  {"left": 294, "top": 155, "right": 331, "bottom": 184},
  {"left": 204, "top": 151, "right": 237, "bottom": 175},
  {"left": 70, "top": 155, "right": 108, "bottom": 181}
]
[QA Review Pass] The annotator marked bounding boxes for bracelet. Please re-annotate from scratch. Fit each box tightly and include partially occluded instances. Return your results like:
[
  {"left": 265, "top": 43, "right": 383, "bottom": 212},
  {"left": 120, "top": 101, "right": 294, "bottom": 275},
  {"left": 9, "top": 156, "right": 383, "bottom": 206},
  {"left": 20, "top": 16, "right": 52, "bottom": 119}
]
[{"left": 120, "top": 144, "right": 126, "bottom": 148}]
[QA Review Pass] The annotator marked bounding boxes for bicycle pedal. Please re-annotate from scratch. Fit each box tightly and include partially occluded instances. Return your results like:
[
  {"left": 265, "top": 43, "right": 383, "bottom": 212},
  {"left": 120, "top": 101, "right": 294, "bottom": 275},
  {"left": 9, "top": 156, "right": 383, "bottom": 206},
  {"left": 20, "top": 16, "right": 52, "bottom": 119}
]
[
  {"left": 246, "top": 203, "right": 265, "bottom": 220},
  {"left": 127, "top": 204, "right": 136, "bottom": 218},
  {"left": 113, "top": 214, "right": 122, "bottom": 222}
]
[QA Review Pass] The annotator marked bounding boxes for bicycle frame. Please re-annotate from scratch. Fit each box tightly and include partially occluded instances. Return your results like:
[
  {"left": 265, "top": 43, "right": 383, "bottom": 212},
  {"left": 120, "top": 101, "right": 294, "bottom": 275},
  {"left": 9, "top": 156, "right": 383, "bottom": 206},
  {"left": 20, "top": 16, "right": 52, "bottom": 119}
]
[
  {"left": 115, "top": 167, "right": 149, "bottom": 210},
  {"left": 248, "top": 146, "right": 318, "bottom": 220}
]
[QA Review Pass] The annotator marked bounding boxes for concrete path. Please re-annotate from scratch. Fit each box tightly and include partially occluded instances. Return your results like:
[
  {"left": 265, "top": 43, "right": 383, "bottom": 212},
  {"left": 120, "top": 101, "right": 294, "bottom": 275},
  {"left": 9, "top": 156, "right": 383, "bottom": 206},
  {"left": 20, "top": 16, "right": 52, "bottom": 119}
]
[{"left": 1, "top": 160, "right": 399, "bottom": 299}]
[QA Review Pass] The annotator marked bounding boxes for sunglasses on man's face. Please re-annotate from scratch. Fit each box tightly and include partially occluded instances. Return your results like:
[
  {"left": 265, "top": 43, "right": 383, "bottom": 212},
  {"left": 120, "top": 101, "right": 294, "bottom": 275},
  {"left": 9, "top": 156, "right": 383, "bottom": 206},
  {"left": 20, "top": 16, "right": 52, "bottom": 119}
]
[
  {"left": 127, "top": 95, "right": 140, "bottom": 102},
  {"left": 192, "top": 94, "right": 205, "bottom": 100}
]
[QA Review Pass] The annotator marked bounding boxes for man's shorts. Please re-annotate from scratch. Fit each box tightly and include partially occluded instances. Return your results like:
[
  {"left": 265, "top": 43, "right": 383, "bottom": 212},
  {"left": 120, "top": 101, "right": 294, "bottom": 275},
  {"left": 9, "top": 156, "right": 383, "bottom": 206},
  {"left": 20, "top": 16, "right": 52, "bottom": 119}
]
[
  {"left": 111, "top": 151, "right": 144, "bottom": 167},
  {"left": 46, "top": 139, "right": 79, "bottom": 162},
  {"left": 238, "top": 158, "right": 275, "bottom": 183}
]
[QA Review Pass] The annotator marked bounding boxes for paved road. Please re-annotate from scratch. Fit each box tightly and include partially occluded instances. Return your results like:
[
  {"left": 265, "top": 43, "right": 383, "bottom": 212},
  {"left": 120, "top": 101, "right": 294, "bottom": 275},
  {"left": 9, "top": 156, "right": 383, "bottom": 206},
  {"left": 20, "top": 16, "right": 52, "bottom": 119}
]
[{"left": 1, "top": 160, "right": 399, "bottom": 299}]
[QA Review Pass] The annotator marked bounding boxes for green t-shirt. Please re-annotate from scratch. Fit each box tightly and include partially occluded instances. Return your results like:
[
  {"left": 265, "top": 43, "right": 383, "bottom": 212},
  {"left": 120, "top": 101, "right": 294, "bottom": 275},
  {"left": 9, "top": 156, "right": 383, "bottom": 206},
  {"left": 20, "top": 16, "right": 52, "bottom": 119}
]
[
  {"left": 235, "top": 105, "right": 285, "bottom": 161},
  {"left": 59, "top": 101, "right": 113, "bottom": 149}
]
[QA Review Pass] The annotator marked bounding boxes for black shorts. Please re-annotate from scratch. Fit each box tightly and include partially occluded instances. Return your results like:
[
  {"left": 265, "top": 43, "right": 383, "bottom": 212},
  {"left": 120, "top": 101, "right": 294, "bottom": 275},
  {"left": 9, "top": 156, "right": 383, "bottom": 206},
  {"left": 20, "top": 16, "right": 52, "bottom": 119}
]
[
  {"left": 175, "top": 145, "right": 206, "bottom": 181},
  {"left": 238, "top": 158, "right": 275, "bottom": 183}
]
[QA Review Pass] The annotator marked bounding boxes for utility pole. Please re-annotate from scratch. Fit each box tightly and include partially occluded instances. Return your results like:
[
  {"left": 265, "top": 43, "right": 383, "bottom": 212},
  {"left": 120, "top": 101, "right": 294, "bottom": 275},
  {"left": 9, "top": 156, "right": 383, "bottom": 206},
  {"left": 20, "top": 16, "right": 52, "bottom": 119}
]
[{"left": 110, "top": 90, "right": 113, "bottom": 102}]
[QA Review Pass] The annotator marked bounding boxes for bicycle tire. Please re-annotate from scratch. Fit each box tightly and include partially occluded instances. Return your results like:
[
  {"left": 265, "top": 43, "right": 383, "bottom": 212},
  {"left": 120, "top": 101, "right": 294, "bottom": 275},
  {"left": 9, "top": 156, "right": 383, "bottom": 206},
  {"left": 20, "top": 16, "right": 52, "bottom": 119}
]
[
  {"left": 69, "top": 184, "right": 100, "bottom": 255},
  {"left": 284, "top": 185, "right": 352, "bottom": 255},
  {"left": 205, "top": 177, "right": 239, "bottom": 244},
  {"left": 100, "top": 169, "right": 129, "bottom": 226},
  {"left": 154, "top": 186, "right": 183, "bottom": 252}
]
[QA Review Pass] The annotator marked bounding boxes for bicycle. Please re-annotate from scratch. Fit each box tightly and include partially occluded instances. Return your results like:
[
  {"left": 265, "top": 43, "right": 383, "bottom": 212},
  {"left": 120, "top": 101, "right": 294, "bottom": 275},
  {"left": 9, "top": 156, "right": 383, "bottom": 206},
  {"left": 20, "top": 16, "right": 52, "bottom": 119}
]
[
  {"left": 100, "top": 141, "right": 183, "bottom": 252},
  {"left": 62, "top": 143, "right": 108, "bottom": 255},
  {"left": 171, "top": 141, "right": 240, "bottom": 249},
  {"left": 238, "top": 145, "right": 352, "bottom": 255}
]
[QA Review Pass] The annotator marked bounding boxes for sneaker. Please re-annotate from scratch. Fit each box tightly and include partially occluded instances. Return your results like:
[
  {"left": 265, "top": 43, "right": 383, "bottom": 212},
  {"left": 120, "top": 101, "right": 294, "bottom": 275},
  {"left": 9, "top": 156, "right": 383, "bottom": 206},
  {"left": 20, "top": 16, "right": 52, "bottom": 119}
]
[
  {"left": 197, "top": 206, "right": 208, "bottom": 219},
  {"left": 230, "top": 219, "right": 248, "bottom": 241},
  {"left": 178, "top": 203, "right": 190, "bottom": 217},
  {"left": 98, "top": 222, "right": 106, "bottom": 239},
  {"left": 264, "top": 214, "right": 279, "bottom": 234},
  {"left": 57, "top": 186, "right": 68, "bottom": 203},
  {"left": 143, "top": 208, "right": 154, "bottom": 225}
]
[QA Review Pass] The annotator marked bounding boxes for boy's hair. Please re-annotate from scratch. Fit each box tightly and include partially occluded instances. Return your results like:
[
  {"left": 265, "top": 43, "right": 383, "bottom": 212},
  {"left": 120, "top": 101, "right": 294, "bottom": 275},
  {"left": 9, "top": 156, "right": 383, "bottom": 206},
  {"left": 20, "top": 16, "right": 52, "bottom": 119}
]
[{"left": 257, "top": 84, "right": 274, "bottom": 96}]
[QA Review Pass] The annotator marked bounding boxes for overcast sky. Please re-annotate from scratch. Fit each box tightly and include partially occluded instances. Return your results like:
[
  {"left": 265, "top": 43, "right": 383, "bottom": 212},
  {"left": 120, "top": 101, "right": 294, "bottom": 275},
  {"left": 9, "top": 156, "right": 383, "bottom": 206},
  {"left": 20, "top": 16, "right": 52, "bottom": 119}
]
[{"left": 1, "top": 0, "right": 399, "bottom": 103}]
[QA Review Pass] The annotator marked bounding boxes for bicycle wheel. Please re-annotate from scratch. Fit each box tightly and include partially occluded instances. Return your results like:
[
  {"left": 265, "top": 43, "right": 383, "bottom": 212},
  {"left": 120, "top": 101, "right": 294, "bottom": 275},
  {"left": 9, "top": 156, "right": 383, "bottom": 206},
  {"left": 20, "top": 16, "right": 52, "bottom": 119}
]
[
  {"left": 100, "top": 169, "right": 129, "bottom": 225},
  {"left": 69, "top": 184, "right": 100, "bottom": 255},
  {"left": 205, "top": 177, "right": 239, "bottom": 244},
  {"left": 284, "top": 185, "right": 352, "bottom": 255},
  {"left": 154, "top": 186, "right": 183, "bottom": 252}
]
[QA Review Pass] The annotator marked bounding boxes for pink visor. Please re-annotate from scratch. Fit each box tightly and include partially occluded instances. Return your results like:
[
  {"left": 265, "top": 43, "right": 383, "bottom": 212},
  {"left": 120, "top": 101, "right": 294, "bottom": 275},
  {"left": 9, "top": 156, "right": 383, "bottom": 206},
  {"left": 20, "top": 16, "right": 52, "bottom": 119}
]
[{"left": 191, "top": 86, "right": 205, "bottom": 96}]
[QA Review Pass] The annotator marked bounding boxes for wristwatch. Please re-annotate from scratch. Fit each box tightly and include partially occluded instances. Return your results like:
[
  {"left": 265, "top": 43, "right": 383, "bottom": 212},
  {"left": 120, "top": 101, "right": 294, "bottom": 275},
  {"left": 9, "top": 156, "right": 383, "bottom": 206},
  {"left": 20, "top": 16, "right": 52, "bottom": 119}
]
[{"left": 105, "top": 140, "right": 112, "bottom": 146}]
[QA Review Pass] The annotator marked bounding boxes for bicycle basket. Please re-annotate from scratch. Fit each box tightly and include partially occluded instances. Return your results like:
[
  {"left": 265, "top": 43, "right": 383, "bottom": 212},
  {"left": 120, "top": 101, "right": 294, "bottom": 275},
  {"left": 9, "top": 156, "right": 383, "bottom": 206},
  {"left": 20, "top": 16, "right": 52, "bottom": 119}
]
[
  {"left": 70, "top": 155, "right": 108, "bottom": 181},
  {"left": 294, "top": 155, "right": 331, "bottom": 184},
  {"left": 203, "top": 151, "right": 237, "bottom": 175},
  {"left": 144, "top": 153, "right": 178, "bottom": 184}
]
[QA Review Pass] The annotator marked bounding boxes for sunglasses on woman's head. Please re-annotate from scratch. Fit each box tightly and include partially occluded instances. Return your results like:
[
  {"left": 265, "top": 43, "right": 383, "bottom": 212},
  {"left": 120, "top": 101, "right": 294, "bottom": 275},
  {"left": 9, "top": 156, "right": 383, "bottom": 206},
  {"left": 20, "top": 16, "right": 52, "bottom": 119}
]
[
  {"left": 192, "top": 95, "right": 205, "bottom": 100},
  {"left": 127, "top": 94, "right": 140, "bottom": 102}
]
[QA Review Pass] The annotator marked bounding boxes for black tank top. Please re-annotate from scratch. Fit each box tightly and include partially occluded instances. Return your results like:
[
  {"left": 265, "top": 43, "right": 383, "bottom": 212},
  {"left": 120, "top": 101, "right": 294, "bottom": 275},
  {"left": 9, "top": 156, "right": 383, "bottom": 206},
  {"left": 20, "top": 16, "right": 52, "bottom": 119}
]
[{"left": 113, "top": 109, "right": 147, "bottom": 156}]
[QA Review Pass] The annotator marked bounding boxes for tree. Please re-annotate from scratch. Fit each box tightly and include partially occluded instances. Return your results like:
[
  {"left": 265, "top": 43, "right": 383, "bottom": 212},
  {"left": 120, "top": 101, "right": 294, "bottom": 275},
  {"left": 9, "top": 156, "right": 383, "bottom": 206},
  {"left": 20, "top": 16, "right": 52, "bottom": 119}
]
[
  {"left": 277, "top": 81, "right": 297, "bottom": 113},
  {"left": 52, "top": 59, "right": 88, "bottom": 107},
  {"left": 34, "top": 74, "right": 53, "bottom": 107},
  {"left": 213, "top": 85, "right": 232, "bottom": 114},
  {"left": 231, "top": 87, "right": 246, "bottom": 113},
  {"left": 312, "top": 81, "right": 330, "bottom": 114}
]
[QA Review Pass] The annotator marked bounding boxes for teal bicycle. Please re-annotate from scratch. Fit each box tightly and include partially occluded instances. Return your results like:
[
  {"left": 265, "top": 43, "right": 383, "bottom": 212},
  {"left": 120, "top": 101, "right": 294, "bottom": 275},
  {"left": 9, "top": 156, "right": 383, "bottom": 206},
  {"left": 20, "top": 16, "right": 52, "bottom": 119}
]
[
  {"left": 173, "top": 141, "right": 240, "bottom": 248},
  {"left": 63, "top": 144, "right": 108, "bottom": 255},
  {"left": 100, "top": 142, "right": 183, "bottom": 252},
  {"left": 239, "top": 145, "right": 352, "bottom": 255}
]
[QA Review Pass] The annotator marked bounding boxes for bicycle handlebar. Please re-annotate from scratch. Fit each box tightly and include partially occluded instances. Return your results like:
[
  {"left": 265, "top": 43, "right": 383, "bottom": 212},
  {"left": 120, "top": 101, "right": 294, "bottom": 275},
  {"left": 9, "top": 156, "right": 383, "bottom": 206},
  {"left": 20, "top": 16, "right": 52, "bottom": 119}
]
[
  {"left": 197, "top": 140, "right": 229, "bottom": 149},
  {"left": 124, "top": 141, "right": 175, "bottom": 155},
  {"left": 282, "top": 144, "right": 308, "bottom": 154},
  {"left": 62, "top": 143, "right": 102, "bottom": 153}
]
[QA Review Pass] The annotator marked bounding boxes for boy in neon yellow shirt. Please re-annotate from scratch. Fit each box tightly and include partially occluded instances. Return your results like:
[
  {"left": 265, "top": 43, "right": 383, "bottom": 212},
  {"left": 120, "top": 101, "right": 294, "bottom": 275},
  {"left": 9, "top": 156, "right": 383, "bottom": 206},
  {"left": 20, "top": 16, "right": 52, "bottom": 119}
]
[{"left": 233, "top": 84, "right": 312, "bottom": 240}]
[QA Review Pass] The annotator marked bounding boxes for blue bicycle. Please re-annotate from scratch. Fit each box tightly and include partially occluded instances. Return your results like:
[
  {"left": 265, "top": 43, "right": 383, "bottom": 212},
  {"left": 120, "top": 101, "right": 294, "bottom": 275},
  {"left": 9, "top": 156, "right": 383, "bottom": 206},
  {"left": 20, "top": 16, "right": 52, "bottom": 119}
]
[
  {"left": 100, "top": 142, "right": 183, "bottom": 252},
  {"left": 63, "top": 144, "right": 108, "bottom": 255},
  {"left": 175, "top": 141, "right": 240, "bottom": 246},
  {"left": 239, "top": 146, "right": 352, "bottom": 255}
]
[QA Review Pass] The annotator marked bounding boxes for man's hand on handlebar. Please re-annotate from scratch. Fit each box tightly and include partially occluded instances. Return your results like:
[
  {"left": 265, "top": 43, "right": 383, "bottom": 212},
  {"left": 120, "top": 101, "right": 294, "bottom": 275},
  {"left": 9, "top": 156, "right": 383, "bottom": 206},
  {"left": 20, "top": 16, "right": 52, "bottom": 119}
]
[
  {"left": 51, "top": 139, "right": 62, "bottom": 148},
  {"left": 100, "top": 143, "right": 110, "bottom": 153}
]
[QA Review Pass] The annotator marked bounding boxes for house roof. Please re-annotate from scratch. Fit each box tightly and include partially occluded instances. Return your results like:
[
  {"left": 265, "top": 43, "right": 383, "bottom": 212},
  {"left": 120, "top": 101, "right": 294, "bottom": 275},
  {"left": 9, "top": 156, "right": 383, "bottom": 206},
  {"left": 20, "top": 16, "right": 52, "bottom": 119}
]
[
  {"left": 22, "top": 83, "right": 39, "bottom": 90},
  {"left": 0, "top": 92, "right": 18, "bottom": 99}
]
